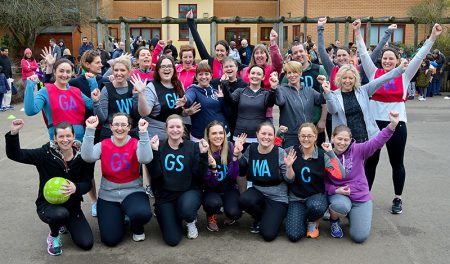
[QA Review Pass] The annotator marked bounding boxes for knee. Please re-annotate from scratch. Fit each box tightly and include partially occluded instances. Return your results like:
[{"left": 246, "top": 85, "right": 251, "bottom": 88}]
[
  {"left": 239, "top": 194, "right": 255, "bottom": 209},
  {"left": 225, "top": 207, "right": 242, "bottom": 220},
  {"left": 129, "top": 209, "right": 152, "bottom": 224},
  {"left": 101, "top": 236, "right": 121, "bottom": 247},
  {"left": 285, "top": 231, "right": 303, "bottom": 242},
  {"left": 261, "top": 230, "right": 278, "bottom": 242},
  {"left": 178, "top": 206, "right": 197, "bottom": 223},
  {"left": 329, "top": 202, "right": 350, "bottom": 217},
  {"left": 163, "top": 233, "right": 182, "bottom": 247},
  {"left": 76, "top": 238, "right": 94, "bottom": 250},
  {"left": 350, "top": 231, "right": 369, "bottom": 243},
  {"left": 204, "top": 198, "right": 222, "bottom": 212}
]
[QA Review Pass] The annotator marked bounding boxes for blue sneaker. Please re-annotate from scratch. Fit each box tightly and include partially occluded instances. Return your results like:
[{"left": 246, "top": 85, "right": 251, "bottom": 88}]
[
  {"left": 91, "top": 202, "right": 97, "bottom": 217},
  {"left": 330, "top": 219, "right": 343, "bottom": 238},
  {"left": 46, "top": 233, "right": 62, "bottom": 256}
]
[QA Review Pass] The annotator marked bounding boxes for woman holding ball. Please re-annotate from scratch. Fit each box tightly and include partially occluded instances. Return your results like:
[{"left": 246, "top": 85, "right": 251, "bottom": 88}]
[{"left": 5, "top": 119, "right": 94, "bottom": 256}]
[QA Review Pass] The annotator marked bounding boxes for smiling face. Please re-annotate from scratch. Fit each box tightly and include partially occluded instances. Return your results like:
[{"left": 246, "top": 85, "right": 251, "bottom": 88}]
[
  {"left": 54, "top": 127, "right": 74, "bottom": 152},
  {"left": 86, "top": 56, "right": 103, "bottom": 74},
  {"left": 332, "top": 130, "right": 351, "bottom": 154},
  {"left": 196, "top": 71, "right": 212, "bottom": 87},
  {"left": 256, "top": 125, "right": 275, "bottom": 148},
  {"left": 208, "top": 124, "right": 225, "bottom": 149},
  {"left": 222, "top": 60, "right": 238, "bottom": 80},
  {"left": 339, "top": 70, "right": 356, "bottom": 92},
  {"left": 137, "top": 49, "right": 152, "bottom": 69},
  {"left": 286, "top": 69, "right": 301, "bottom": 87},
  {"left": 110, "top": 115, "right": 130, "bottom": 141},
  {"left": 248, "top": 66, "right": 264, "bottom": 87},
  {"left": 291, "top": 44, "right": 306, "bottom": 63},
  {"left": 336, "top": 49, "right": 350, "bottom": 66},
  {"left": 54, "top": 63, "right": 73, "bottom": 86},
  {"left": 381, "top": 50, "right": 399, "bottom": 72},
  {"left": 181, "top": 51, "right": 194, "bottom": 67},
  {"left": 253, "top": 48, "right": 268, "bottom": 66},
  {"left": 158, "top": 58, "right": 174, "bottom": 82},
  {"left": 298, "top": 127, "right": 317, "bottom": 150},
  {"left": 113, "top": 62, "right": 130, "bottom": 83},
  {"left": 215, "top": 44, "right": 227, "bottom": 62},
  {"left": 166, "top": 118, "right": 184, "bottom": 141}
]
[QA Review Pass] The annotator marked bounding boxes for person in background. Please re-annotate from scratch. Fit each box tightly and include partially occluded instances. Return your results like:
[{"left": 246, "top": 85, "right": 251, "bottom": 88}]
[
  {"left": 163, "top": 40, "right": 178, "bottom": 61},
  {"left": 58, "top": 39, "right": 66, "bottom": 58},
  {"left": 21, "top": 48, "right": 38, "bottom": 82},
  {"left": 49, "top": 39, "right": 61, "bottom": 61},
  {"left": 112, "top": 42, "right": 126, "bottom": 59},
  {"left": 239, "top": 39, "right": 255, "bottom": 66},
  {"left": 97, "top": 43, "right": 111, "bottom": 75},
  {"left": 62, "top": 49, "right": 75, "bottom": 65},
  {"left": 79, "top": 36, "right": 94, "bottom": 56},
  {"left": 228, "top": 41, "right": 241, "bottom": 63}
]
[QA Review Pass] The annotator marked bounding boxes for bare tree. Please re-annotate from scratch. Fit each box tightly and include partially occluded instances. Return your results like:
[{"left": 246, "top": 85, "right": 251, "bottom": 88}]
[
  {"left": 0, "top": 0, "right": 97, "bottom": 50},
  {"left": 408, "top": 0, "right": 449, "bottom": 31}
]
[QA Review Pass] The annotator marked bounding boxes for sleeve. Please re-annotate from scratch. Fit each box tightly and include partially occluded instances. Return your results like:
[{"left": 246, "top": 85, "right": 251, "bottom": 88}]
[
  {"left": 193, "top": 144, "right": 209, "bottom": 181},
  {"left": 74, "top": 161, "right": 94, "bottom": 196},
  {"left": 317, "top": 26, "right": 335, "bottom": 76},
  {"left": 356, "top": 126, "right": 395, "bottom": 160},
  {"left": 312, "top": 89, "right": 325, "bottom": 105},
  {"left": 324, "top": 92, "right": 339, "bottom": 114},
  {"left": 356, "top": 33, "right": 378, "bottom": 80},
  {"left": 147, "top": 150, "right": 163, "bottom": 182},
  {"left": 184, "top": 87, "right": 196, "bottom": 107},
  {"left": 86, "top": 77, "right": 99, "bottom": 92},
  {"left": 323, "top": 150, "right": 345, "bottom": 181},
  {"left": 269, "top": 44, "right": 283, "bottom": 74},
  {"left": 275, "top": 86, "right": 286, "bottom": 106},
  {"left": 230, "top": 87, "right": 243, "bottom": 103},
  {"left": 265, "top": 89, "right": 276, "bottom": 107},
  {"left": 404, "top": 39, "right": 435, "bottom": 83},
  {"left": 238, "top": 146, "right": 250, "bottom": 176},
  {"left": 80, "top": 127, "right": 102, "bottom": 162},
  {"left": 227, "top": 145, "right": 240, "bottom": 180},
  {"left": 5, "top": 132, "right": 46, "bottom": 165},
  {"left": 82, "top": 93, "right": 93, "bottom": 111},
  {"left": 362, "top": 67, "right": 403, "bottom": 96},
  {"left": 93, "top": 87, "right": 109, "bottom": 123},
  {"left": 24, "top": 80, "right": 46, "bottom": 116},
  {"left": 136, "top": 131, "right": 153, "bottom": 164},
  {"left": 370, "top": 28, "right": 394, "bottom": 62},
  {"left": 319, "top": 65, "right": 329, "bottom": 79},
  {"left": 151, "top": 43, "right": 164, "bottom": 70},
  {"left": 278, "top": 147, "right": 288, "bottom": 182},
  {"left": 187, "top": 18, "right": 212, "bottom": 61}
]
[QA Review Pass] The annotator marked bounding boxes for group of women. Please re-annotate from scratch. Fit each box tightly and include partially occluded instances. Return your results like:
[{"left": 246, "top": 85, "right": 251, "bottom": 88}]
[{"left": 5, "top": 14, "right": 443, "bottom": 256}]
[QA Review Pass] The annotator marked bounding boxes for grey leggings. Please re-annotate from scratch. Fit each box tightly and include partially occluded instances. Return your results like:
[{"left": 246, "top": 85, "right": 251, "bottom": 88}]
[
  {"left": 329, "top": 194, "right": 373, "bottom": 243},
  {"left": 285, "top": 193, "right": 328, "bottom": 242}
]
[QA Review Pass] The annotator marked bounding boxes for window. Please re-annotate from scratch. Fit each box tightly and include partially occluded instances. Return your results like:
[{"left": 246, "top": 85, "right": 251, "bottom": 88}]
[
  {"left": 109, "top": 28, "right": 118, "bottom": 41},
  {"left": 225, "top": 27, "right": 250, "bottom": 49},
  {"left": 130, "top": 28, "right": 161, "bottom": 42},
  {"left": 283, "top": 26, "right": 288, "bottom": 42},
  {"left": 357, "top": 24, "right": 405, "bottom": 45},
  {"left": 292, "top": 25, "right": 303, "bottom": 42},
  {"left": 260, "top": 27, "right": 272, "bottom": 41},
  {"left": 179, "top": 4, "right": 197, "bottom": 40}
]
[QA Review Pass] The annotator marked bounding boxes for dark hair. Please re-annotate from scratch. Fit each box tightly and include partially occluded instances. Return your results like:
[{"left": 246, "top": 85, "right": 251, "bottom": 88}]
[
  {"left": 0, "top": 47, "right": 8, "bottom": 52},
  {"left": 336, "top": 46, "right": 350, "bottom": 55},
  {"left": 153, "top": 55, "right": 184, "bottom": 97},
  {"left": 332, "top": 125, "right": 352, "bottom": 138},
  {"left": 49, "top": 38, "right": 56, "bottom": 43},
  {"left": 111, "top": 112, "right": 132, "bottom": 125},
  {"left": 134, "top": 46, "right": 150, "bottom": 59},
  {"left": 215, "top": 40, "right": 230, "bottom": 54},
  {"left": 54, "top": 122, "right": 74, "bottom": 137},
  {"left": 80, "top": 50, "right": 101, "bottom": 71},
  {"left": 381, "top": 47, "right": 400, "bottom": 60},
  {"left": 248, "top": 64, "right": 266, "bottom": 77},
  {"left": 421, "top": 59, "right": 430, "bottom": 70},
  {"left": 256, "top": 121, "right": 275, "bottom": 134},
  {"left": 196, "top": 62, "right": 212, "bottom": 75},
  {"left": 52, "top": 58, "right": 74, "bottom": 75},
  {"left": 179, "top": 45, "right": 196, "bottom": 60}
]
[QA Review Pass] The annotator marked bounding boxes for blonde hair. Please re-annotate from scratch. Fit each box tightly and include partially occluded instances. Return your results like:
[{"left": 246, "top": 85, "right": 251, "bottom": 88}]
[
  {"left": 334, "top": 64, "right": 361, "bottom": 90},
  {"left": 283, "top": 61, "right": 303, "bottom": 74},
  {"left": 298, "top": 123, "right": 318, "bottom": 137},
  {"left": 204, "top": 121, "right": 229, "bottom": 165},
  {"left": 249, "top": 44, "right": 272, "bottom": 67},
  {"left": 110, "top": 55, "right": 132, "bottom": 72}
]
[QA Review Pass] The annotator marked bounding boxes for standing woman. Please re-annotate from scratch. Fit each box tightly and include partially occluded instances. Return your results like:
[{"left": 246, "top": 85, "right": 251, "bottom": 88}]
[
  {"left": 177, "top": 45, "right": 198, "bottom": 90},
  {"left": 133, "top": 55, "right": 184, "bottom": 140},
  {"left": 131, "top": 47, "right": 154, "bottom": 81},
  {"left": 284, "top": 123, "right": 344, "bottom": 241},
  {"left": 21, "top": 48, "right": 38, "bottom": 82},
  {"left": 92, "top": 55, "right": 140, "bottom": 140},
  {"left": 202, "top": 121, "right": 246, "bottom": 232},
  {"left": 175, "top": 63, "right": 229, "bottom": 141},
  {"left": 186, "top": 9, "right": 229, "bottom": 79},
  {"left": 146, "top": 114, "right": 209, "bottom": 246},
  {"left": 6, "top": 120, "right": 94, "bottom": 256},
  {"left": 81, "top": 114, "right": 153, "bottom": 246},
  {"left": 237, "top": 122, "right": 290, "bottom": 241},
  {"left": 69, "top": 49, "right": 104, "bottom": 99},
  {"left": 354, "top": 20, "right": 443, "bottom": 213},
  {"left": 325, "top": 111, "right": 400, "bottom": 242},
  {"left": 24, "top": 58, "right": 93, "bottom": 141}
]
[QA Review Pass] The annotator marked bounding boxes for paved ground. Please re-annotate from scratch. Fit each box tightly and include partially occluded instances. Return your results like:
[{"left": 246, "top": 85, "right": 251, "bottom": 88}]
[{"left": 0, "top": 95, "right": 449, "bottom": 264}]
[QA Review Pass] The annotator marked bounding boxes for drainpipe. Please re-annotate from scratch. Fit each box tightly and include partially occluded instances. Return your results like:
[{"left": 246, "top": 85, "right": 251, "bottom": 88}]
[
  {"left": 166, "top": 0, "right": 170, "bottom": 39},
  {"left": 303, "top": 0, "right": 307, "bottom": 38}
]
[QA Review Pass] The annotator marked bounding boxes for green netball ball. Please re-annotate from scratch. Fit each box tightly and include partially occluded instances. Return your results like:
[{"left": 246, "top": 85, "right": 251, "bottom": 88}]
[{"left": 43, "top": 177, "right": 69, "bottom": 204}]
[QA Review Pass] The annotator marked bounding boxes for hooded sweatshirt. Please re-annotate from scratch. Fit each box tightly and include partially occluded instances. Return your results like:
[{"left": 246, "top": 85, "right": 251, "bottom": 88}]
[{"left": 21, "top": 48, "right": 38, "bottom": 80}]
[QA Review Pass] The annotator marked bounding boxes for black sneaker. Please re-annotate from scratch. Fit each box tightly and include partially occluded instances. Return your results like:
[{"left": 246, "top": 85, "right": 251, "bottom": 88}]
[
  {"left": 250, "top": 221, "right": 260, "bottom": 234},
  {"left": 391, "top": 198, "right": 403, "bottom": 214}
]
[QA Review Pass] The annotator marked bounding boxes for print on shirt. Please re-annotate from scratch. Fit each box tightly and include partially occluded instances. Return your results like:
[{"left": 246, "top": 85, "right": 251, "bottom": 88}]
[
  {"left": 164, "top": 154, "right": 184, "bottom": 172},
  {"left": 165, "top": 93, "right": 179, "bottom": 109},
  {"left": 300, "top": 166, "right": 311, "bottom": 183},
  {"left": 110, "top": 153, "right": 131, "bottom": 172},
  {"left": 116, "top": 98, "right": 133, "bottom": 114},
  {"left": 301, "top": 76, "right": 314, "bottom": 89},
  {"left": 383, "top": 79, "right": 397, "bottom": 91},
  {"left": 59, "top": 94, "right": 79, "bottom": 111},
  {"left": 252, "top": 159, "right": 271, "bottom": 177},
  {"left": 217, "top": 164, "right": 228, "bottom": 182}
]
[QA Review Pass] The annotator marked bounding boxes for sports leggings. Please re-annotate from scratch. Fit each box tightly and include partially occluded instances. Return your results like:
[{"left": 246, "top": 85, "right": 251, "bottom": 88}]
[
  {"left": 37, "top": 203, "right": 93, "bottom": 250},
  {"left": 365, "top": 121, "right": 407, "bottom": 195},
  {"left": 203, "top": 189, "right": 242, "bottom": 220},
  {"left": 97, "top": 191, "right": 152, "bottom": 247},
  {"left": 239, "top": 187, "right": 288, "bottom": 242}
]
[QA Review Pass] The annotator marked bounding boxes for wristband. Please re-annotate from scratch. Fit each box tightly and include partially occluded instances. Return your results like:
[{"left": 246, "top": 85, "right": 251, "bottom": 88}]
[{"left": 233, "top": 154, "right": 239, "bottom": 158}]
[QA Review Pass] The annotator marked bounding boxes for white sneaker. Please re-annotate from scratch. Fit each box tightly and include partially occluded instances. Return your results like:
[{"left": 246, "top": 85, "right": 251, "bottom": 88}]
[
  {"left": 444, "top": 96, "right": 450, "bottom": 100},
  {"left": 132, "top": 233, "right": 145, "bottom": 242},
  {"left": 419, "top": 97, "right": 426, "bottom": 101},
  {"left": 186, "top": 220, "right": 198, "bottom": 239}
]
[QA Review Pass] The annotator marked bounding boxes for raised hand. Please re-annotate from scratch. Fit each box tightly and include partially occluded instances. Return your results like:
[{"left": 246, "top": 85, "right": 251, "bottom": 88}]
[
  {"left": 130, "top": 73, "right": 147, "bottom": 93},
  {"left": 321, "top": 142, "right": 332, "bottom": 152},
  {"left": 270, "top": 29, "right": 278, "bottom": 44},
  {"left": 352, "top": 19, "right": 361, "bottom": 31},
  {"left": 284, "top": 148, "right": 297, "bottom": 168},
  {"left": 108, "top": 74, "right": 115, "bottom": 83},
  {"left": 158, "top": 39, "right": 166, "bottom": 47},
  {"left": 199, "top": 139, "right": 210, "bottom": 153},
  {"left": 91, "top": 89, "right": 101, "bottom": 102},
  {"left": 40, "top": 46, "right": 56, "bottom": 66},
  {"left": 388, "top": 24, "right": 398, "bottom": 30},
  {"left": 150, "top": 135, "right": 159, "bottom": 150},
  {"left": 220, "top": 73, "right": 229, "bottom": 82},
  {"left": 208, "top": 154, "right": 217, "bottom": 168},
  {"left": 269, "top": 71, "right": 279, "bottom": 89},
  {"left": 233, "top": 133, "right": 247, "bottom": 156},
  {"left": 321, "top": 80, "right": 331, "bottom": 94},
  {"left": 184, "top": 102, "right": 201, "bottom": 115},
  {"left": 279, "top": 125, "right": 288, "bottom": 133},
  {"left": 10, "top": 119, "right": 25, "bottom": 135},
  {"left": 215, "top": 86, "right": 224, "bottom": 98},
  {"left": 430, "top": 24, "right": 442, "bottom": 40},
  {"left": 138, "top": 118, "right": 149, "bottom": 132},
  {"left": 399, "top": 58, "right": 409, "bottom": 71},
  {"left": 84, "top": 72, "right": 95, "bottom": 79},
  {"left": 316, "top": 75, "right": 327, "bottom": 84},
  {"left": 175, "top": 96, "right": 188, "bottom": 108},
  {"left": 186, "top": 9, "right": 194, "bottom": 19},
  {"left": 85, "top": 116, "right": 99, "bottom": 129},
  {"left": 317, "top": 17, "right": 327, "bottom": 27}
]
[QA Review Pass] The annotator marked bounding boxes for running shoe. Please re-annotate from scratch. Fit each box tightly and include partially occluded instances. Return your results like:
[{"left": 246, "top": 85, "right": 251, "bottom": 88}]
[
  {"left": 59, "top": 226, "right": 68, "bottom": 235},
  {"left": 306, "top": 221, "right": 319, "bottom": 238},
  {"left": 223, "top": 218, "right": 236, "bottom": 226},
  {"left": 330, "top": 219, "right": 343, "bottom": 238},
  {"left": 391, "top": 198, "right": 403, "bottom": 214},
  {"left": 207, "top": 214, "right": 219, "bottom": 232},
  {"left": 91, "top": 202, "right": 97, "bottom": 217},
  {"left": 250, "top": 221, "right": 260, "bottom": 234},
  {"left": 186, "top": 219, "right": 198, "bottom": 239},
  {"left": 132, "top": 233, "right": 145, "bottom": 242},
  {"left": 46, "top": 233, "right": 62, "bottom": 256}
]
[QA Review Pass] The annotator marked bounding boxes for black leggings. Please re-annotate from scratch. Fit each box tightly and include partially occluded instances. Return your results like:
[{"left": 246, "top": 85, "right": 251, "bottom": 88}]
[
  {"left": 37, "top": 204, "right": 93, "bottom": 250},
  {"left": 97, "top": 192, "right": 152, "bottom": 247},
  {"left": 155, "top": 189, "right": 202, "bottom": 246},
  {"left": 366, "top": 121, "right": 407, "bottom": 195},
  {"left": 239, "top": 187, "right": 288, "bottom": 241},
  {"left": 203, "top": 189, "right": 242, "bottom": 220}
]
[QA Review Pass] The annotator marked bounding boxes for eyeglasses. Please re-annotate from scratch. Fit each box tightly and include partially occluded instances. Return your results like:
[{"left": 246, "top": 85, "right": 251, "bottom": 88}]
[
  {"left": 299, "top": 135, "right": 315, "bottom": 139},
  {"left": 160, "top": 65, "right": 173, "bottom": 70},
  {"left": 111, "top": 123, "right": 129, "bottom": 128}
]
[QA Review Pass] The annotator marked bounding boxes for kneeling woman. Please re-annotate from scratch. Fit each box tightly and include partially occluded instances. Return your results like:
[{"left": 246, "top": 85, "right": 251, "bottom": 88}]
[
  {"left": 81, "top": 113, "right": 153, "bottom": 246},
  {"left": 146, "top": 114, "right": 209, "bottom": 246},
  {"left": 6, "top": 120, "right": 94, "bottom": 256},
  {"left": 284, "top": 123, "right": 343, "bottom": 242},
  {"left": 325, "top": 111, "right": 400, "bottom": 243},
  {"left": 237, "top": 122, "right": 290, "bottom": 241},
  {"left": 203, "top": 121, "right": 246, "bottom": 232}
]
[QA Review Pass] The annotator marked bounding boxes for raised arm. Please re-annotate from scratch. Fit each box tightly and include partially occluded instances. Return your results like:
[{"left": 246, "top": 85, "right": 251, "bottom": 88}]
[
  {"left": 317, "top": 17, "right": 335, "bottom": 76},
  {"left": 370, "top": 24, "right": 396, "bottom": 62},
  {"left": 24, "top": 77, "right": 46, "bottom": 116},
  {"left": 269, "top": 30, "right": 283, "bottom": 74},
  {"left": 362, "top": 60, "right": 407, "bottom": 96},
  {"left": 136, "top": 119, "right": 153, "bottom": 164},
  {"left": 187, "top": 10, "right": 212, "bottom": 61},
  {"left": 6, "top": 119, "right": 46, "bottom": 165},
  {"left": 93, "top": 87, "right": 109, "bottom": 123},
  {"left": 81, "top": 117, "right": 102, "bottom": 162},
  {"left": 353, "top": 19, "right": 377, "bottom": 79}
]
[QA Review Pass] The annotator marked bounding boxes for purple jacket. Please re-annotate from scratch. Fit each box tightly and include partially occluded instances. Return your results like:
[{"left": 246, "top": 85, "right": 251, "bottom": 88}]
[
  {"left": 203, "top": 142, "right": 239, "bottom": 190},
  {"left": 325, "top": 126, "right": 395, "bottom": 202}
]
